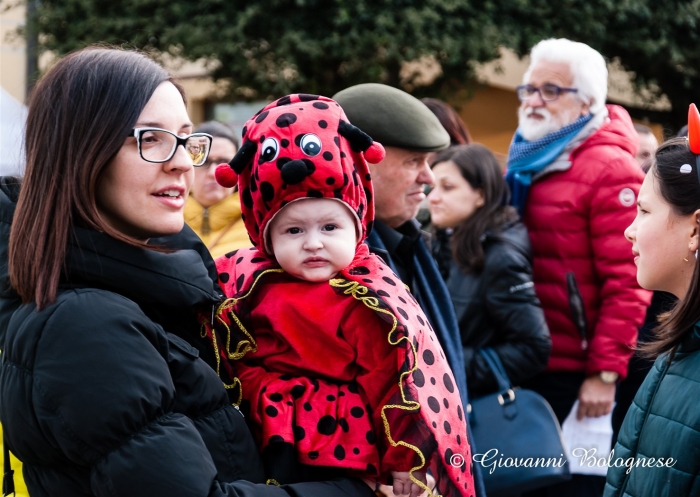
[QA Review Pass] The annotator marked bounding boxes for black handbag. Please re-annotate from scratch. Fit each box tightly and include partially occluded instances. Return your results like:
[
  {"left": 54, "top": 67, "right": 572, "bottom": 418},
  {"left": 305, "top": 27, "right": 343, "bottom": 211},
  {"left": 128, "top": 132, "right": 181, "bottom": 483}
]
[{"left": 468, "top": 348, "right": 571, "bottom": 496}]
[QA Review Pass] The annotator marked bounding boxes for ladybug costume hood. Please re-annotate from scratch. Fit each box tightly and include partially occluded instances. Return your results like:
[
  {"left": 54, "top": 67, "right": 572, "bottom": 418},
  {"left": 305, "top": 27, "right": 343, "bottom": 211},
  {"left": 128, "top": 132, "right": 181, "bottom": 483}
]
[{"left": 215, "top": 94, "right": 385, "bottom": 254}]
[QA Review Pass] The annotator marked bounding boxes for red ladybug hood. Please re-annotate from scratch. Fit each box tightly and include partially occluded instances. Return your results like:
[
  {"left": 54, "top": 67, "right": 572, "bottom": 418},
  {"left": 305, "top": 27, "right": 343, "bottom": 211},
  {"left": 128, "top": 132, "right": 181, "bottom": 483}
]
[{"left": 215, "top": 94, "right": 385, "bottom": 254}]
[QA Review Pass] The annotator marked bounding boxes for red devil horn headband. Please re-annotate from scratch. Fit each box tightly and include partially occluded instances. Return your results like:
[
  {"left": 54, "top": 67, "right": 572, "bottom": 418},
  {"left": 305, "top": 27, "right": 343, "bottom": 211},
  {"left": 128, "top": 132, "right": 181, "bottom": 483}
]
[{"left": 688, "top": 104, "right": 700, "bottom": 155}]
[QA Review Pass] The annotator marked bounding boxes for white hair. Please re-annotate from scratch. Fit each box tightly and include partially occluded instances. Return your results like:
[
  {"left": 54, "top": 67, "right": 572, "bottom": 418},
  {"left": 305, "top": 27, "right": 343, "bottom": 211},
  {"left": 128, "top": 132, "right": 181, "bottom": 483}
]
[{"left": 523, "top": 38, "right": 608, "bottom": 115}]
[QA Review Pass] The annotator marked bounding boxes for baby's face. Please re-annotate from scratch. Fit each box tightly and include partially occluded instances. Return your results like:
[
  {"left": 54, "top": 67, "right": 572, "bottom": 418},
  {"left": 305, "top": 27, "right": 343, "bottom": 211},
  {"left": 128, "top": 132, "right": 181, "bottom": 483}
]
[{"left": 269, "top": 198, "right": 358, "bottom": 282}]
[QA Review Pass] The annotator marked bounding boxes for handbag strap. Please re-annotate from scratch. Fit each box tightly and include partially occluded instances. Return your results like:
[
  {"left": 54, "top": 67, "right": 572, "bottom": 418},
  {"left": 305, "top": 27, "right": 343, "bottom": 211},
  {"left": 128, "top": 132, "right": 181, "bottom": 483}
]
[
  {"left": 2, "top": 431, "right": 14, "bottom": 497},
  {"left": 478, "top": 348, "right": 512, "bottom": 392}
]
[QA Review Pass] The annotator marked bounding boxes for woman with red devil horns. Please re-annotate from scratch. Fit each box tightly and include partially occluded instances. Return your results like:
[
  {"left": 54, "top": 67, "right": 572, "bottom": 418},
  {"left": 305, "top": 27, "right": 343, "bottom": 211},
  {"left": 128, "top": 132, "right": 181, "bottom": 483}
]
[{"left": 605, "top": 105, "right": 700, "bottom": 496}]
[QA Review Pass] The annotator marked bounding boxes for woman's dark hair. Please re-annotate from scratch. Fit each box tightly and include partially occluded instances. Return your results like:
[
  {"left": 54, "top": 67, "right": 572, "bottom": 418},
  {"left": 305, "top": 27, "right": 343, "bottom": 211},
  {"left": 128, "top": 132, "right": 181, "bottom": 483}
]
[
  {"left": 432, "top": 144, "right": 518, "bottom": 273},
  {"left": 195, "top": 121, "right": 239, "bottom": 149},
  {"left": 421, "top": 98, "right": 472, "bottom": 145},
  {"left": 640, "top": 137, "right": 700, "bottom": 358},
  {"left": 10, "top": 47, "right": 182, "bottom": 309}
]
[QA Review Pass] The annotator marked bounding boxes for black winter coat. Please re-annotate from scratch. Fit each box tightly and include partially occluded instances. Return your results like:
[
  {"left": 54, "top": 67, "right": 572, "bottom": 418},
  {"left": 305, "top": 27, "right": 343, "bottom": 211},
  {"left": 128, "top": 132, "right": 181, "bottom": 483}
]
[
  {"left": 433, "top": 221, "right": 551, "bottom": 397},
  {"left": 0, "top": 178, "right": 372, "bottom": 497}
]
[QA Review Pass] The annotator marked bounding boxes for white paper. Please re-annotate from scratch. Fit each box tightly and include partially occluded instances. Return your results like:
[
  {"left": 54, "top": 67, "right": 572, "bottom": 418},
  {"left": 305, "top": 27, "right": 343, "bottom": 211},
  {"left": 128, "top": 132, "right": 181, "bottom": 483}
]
[{"left": 561, "top": 400, "right": 614, "bottom": 476}]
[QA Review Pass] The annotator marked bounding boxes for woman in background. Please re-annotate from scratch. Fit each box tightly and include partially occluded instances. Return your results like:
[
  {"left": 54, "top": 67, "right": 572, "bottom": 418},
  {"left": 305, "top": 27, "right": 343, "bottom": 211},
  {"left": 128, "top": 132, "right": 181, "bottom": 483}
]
[
  {"left": 428, "top": 144, "right": 550, "bottom": 397},
  {"left": 185, "top": 120, "right": 250, "bottom": 257}
]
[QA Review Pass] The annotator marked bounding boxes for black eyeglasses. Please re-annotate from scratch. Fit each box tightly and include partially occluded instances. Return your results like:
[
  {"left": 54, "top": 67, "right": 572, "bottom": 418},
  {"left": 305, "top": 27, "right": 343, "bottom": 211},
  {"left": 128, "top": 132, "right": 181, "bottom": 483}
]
[
  {"left": 130, "top": 128, "right": 213, "bottom": 166},
  {"left": 516, "top": 84, "right": 578, "bottom": 102}
]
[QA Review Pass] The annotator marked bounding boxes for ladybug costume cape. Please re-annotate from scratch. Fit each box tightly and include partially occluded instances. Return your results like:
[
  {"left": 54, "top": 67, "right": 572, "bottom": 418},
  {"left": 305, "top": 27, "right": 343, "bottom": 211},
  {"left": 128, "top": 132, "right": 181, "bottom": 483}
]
[{"left": 204, "top": 94, "right": 473, "bottom": 497}]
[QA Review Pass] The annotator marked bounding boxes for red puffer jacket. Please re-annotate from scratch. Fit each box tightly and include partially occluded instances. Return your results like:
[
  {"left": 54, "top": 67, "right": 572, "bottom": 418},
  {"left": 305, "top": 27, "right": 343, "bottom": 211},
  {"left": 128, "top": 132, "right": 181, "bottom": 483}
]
[{"left": 522, "top": 105, "right": 652, "bottom": 379}]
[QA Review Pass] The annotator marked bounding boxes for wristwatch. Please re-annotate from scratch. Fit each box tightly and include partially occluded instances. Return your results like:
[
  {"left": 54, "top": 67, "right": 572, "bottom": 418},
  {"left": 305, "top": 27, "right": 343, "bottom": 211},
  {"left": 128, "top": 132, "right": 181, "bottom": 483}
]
[{"left": 598, "top": 371, "right": 619, "bottom": 384}]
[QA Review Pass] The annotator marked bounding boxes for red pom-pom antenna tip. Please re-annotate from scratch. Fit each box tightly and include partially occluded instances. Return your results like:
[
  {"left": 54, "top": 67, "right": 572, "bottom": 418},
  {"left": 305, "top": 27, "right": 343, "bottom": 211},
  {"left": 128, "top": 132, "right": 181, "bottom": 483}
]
[
  {"left": 364, "top": 141, "right": 386, "bottom": 164},
  {"left": 214, "top": 164, "right": 238, "bottom": 188},
  {"left": 689, "top": 104, "right": 700, "bottom": 155}
]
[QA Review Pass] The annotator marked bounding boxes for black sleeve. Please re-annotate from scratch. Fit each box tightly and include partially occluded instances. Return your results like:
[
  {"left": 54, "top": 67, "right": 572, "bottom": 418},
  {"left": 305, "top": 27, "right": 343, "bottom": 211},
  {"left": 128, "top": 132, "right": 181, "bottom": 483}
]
[{"left": 465, "top": 246, "right": 551, "bottom": 392}]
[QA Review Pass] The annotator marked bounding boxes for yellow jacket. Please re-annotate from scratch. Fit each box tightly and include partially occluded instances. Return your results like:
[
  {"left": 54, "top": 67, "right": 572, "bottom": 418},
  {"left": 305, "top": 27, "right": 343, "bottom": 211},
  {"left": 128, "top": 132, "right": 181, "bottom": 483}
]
[
  {"left": 184, "top": 193, "right": 251, "bottom": 259},
  {"left": 0, "top": 424, "right": 29, "bottom": 496}
]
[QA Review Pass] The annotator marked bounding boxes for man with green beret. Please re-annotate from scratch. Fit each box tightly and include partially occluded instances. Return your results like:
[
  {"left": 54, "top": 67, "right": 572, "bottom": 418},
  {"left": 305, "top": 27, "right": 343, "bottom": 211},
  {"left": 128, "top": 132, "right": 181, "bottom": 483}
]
[{"left": 334, "top": 83, "right": 485, "bottom": 497}]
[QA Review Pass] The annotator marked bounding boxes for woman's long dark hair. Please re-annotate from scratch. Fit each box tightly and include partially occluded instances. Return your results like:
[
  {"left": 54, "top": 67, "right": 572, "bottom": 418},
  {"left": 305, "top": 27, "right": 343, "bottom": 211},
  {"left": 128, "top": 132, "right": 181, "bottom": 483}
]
[
  {"left": 432, "top": 144, "right": 518, "bottom": 273},
  {"left": 640, "top": 137, "right": 700, "bottom": 358},
  {"left": 421, "top": 98, "right": 472, "bottom": 145},
  {"left": 9, "top": 47, "right": 182, "bottom": 309}
]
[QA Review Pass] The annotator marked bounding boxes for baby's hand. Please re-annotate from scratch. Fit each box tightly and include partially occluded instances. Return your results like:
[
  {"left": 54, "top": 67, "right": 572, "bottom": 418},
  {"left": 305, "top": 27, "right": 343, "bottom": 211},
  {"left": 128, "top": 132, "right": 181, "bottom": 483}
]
[{"left": 390, "top": 470, "right": 427, "bottom": 497}]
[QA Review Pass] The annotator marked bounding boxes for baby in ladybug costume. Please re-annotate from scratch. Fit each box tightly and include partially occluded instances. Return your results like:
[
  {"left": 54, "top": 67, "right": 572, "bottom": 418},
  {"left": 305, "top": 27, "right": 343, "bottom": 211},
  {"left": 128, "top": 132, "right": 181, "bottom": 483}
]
[{"left": 207, "top": 94, "right": 473, "bottom": 497}]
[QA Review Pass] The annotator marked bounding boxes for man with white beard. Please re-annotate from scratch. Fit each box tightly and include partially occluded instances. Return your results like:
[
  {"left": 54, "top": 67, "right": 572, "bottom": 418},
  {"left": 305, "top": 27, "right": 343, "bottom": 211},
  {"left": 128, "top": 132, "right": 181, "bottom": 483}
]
[{"left": 506, "top": 39, "right": 651, "bottom": 497}]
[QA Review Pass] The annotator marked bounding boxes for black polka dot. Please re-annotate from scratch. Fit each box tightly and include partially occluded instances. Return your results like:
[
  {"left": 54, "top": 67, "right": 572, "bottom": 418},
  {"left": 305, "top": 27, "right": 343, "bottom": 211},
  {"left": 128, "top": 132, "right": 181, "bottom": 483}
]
[
  {"left": 317, "top": 415, "right": 337, "bottom": 435},
  {"left": 423, "top": 350, "right": 435, "bottom": 365},
  {"left": 339, "top": 418, "right": 349, "bottom": 432},
  {"left": 353, "top": 447, "right": 360, "bottom": 455},
  {"left": 269, "top": 393, "right": 283, "bottom": 402},
  {"left": 265, "top": 405, "right": 278, "bottom": 417},
  {"left": 291, "top": 385, "right": 306, "bottom": 399},
  {"left": 236, "top": 274, "right": 245, "bottom": 291},
  {"left": 417, "top": 315, "right": 425, "bottom": 326},
  {"left": 312, "top": 378, "right": 320, "bottom": 392},
  {"left": 430, "top": 377, "right": 436, "bottom": 385},
  {"left": 241, "top": 126, "right": 247, "bottom": 138},
  {"left": 398, "top": 296, "right": 407, "bottom": 304},
  {"left": 323, "top": 151, "right": 333, "bottom": 161},
  {"left": 377, "top": 289, "right": 390, "bottom": 297},
  {"left": 334, "top": 136, "right": 340, "bottom": 147},
  {"left": 457, "top": 405, "right": 463, "bottom": 421},
  {"left": 313, "top": 102, "right": 329, "bottom": 110},
  {"left": 281, "top": 138, "right": 290, "bottom": 147},
  {"left": 443, "top": 420, "right": 452, "bottom": 434},
  {"left": 445, "top": 448, "right": 455, "bottom": 467},
  {"left": 366, "top": 430, "right": 376, "bottom": 444},
  {"left": 294, "top": 425, "right": 306, "bottom": 441},
  {"left": 334, "top": 445, "right": 346, "bottom": 460},
  {"left": 235, "top": 256, "right": 244, "bottom": 265},
  {"left": 304, "top": 402, "right": 312, "bottom": 411},
  {"left": 299, "top": 94, "right": 320, "bottom": 101},
  {"left": 340, "top": 151, "right": 346, "bottom": 158},
  {"left": 241, "top": 187, "right": 253, "bottom": 208},
  {"left": 255, "top": 111, "right": 269, "bottom": 123},
  {"left": 349, "top": 266, "right": 370, "bottom": 275},
  {"left": 443, "top": 398, "right": 449, "bottom": 409},
  {"left": 219, "top": 272, "right": 230, "bottom": 283},
  {"left": 269, "top": 434, "right": 284, "bottom": 444},
  {"left": 326, "top": 394, "right": 336, "bottom": 401},
  {"left": 276, "top": 95, "right": 292, "bottom": 106},
  {"left": 397, "top": 307, "right": 409, "bottom": 320},
  {"left": 365, "top": 173, "right": 371, "bottom": 181},
  {"left": 276, "top": 113, "right": 297, "bottom": 127},
  {"left": 413, "top": 368, "right": 425, "bottom": 387},
  {"left": 457, "top": 434, "right": 462, "bottom": 445},
  {"left": 259, "top": 135, "right": 266, "bottom": 143},
  {"left": 432, "top": 421, "right": 437, "bottom": 428},
  {"left": 326, "top": 177, "right": 335, "bottom": 185},
  {"left": 307, "top": 189, "right": 323, "bottom": 198},
  {"left": 260, "top": 181, "right": 275, "bottom": 202},
  {"left": 308, "top": 451, "right": 319, "bottom": 460},
  {"left": 382, "top": 277, "right": 397, "bottom": 286},
  {"left": 318, "top": 120, "right": 328, "bottom": 128},
  {"left": 251, "top": 256, "right": 267, "bottom": 263},
  {"left": 443, "top": 374, "right": 455, "bottom": 393},
  {"left": 428, "top": 397, "right": 440, "bottom": 413},
  {"left": 347, "top": 382, "right": 359, "bottom": 394},
  {"left": 350, "top": 406, "right": 365, "bottom": 418}
]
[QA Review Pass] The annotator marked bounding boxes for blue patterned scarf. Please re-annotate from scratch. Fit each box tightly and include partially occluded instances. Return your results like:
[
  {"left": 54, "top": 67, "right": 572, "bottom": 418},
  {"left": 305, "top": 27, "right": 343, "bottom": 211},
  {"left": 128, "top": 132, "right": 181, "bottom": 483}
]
[{"left": 506, "top": 114, "right": 593, "bottom": 215}]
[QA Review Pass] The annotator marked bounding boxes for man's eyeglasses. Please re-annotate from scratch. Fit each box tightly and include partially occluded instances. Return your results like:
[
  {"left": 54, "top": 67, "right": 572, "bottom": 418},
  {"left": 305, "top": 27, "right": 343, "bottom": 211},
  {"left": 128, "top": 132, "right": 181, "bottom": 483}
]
[
  {"left": 516, "top": 84, "right": 578, "bottom": 102},
  {"left": 130, "top": 128, "right": 213, "bottom": 166}
]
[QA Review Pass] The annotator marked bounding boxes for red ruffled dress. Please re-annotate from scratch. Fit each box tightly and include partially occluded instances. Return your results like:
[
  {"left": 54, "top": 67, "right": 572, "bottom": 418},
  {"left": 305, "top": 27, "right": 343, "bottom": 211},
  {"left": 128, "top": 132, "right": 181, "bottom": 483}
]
[{"left": 209, "top": 245, "right": 474, "bottom": 497}]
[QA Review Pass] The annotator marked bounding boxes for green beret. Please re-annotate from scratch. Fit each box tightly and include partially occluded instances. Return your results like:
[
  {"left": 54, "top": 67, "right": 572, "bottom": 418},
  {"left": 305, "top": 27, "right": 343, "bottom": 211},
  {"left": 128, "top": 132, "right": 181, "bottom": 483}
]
[{"left": 333, "top": 83, "right": 450, "bottom": 152}]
